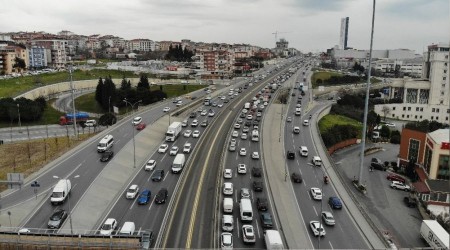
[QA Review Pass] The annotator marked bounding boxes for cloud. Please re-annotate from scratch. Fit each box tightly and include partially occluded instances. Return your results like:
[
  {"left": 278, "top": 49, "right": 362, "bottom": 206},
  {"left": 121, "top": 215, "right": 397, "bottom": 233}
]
[{"left": 380, "top": 0, "right": 448, "bottom": 20}]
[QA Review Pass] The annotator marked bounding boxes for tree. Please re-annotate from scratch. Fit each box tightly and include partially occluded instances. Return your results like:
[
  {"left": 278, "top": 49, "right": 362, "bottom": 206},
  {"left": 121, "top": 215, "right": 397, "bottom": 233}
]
[
  {"left": 381, "top": 106, "right": 390, "bottom": 121},
  {"left": 100, "top": 76, "right": 117, "bottom": 111},
  {"left": 137, "top": 74, "right": 150, "bottom": 90},
  {"left": 13, "top": 57, "right": 27, "bottom": 72},
  {"left": 99, "top": 113, "right": 117, "bottom": 126},
  {"left": 120, "top": 77, "right": 131, "bottom": 91},
  {"left": 380, "top": 125, "right": 391, "bottom": 138},
  {"left": 95, "top": 77, "right": 103, "bottom": 103}
]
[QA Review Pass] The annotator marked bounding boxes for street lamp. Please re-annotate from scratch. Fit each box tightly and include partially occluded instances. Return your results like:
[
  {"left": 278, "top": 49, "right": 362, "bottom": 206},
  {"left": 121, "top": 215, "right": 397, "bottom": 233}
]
[
  {"left": 123, "top": 99, "right": 142, "bottom": 168},
  {"left": 17, "top": 103, "right": 22, "bottom": 133},
  {"left": 53, "top": 175, "right": 79, "bottom": 235}
]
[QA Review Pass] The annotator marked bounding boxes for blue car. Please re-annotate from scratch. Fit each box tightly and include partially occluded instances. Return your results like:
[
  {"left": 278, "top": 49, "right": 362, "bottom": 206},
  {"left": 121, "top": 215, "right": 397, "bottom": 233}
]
[
  {"left": 328, "top": 196, "right": 342, "bottom": 209},
  {"left": 137, "top": 189, "right": 151, "bottom": 205}
]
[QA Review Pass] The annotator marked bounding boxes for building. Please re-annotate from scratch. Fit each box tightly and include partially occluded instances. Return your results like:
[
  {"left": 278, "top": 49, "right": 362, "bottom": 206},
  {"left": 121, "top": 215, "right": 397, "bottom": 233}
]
[
  {"left": 128, "top": 39, "right": 155, "bottom": 52},
  {"left": 0, "top": 43, "right": 29, "bottom": 74},
  {"left": 340, "top": 17, "right": 349, "bottom": 50},
  {"left": 32, "top": 39, "right": 68, "bottom": 69},
  {"left": 373, "top": 57, "right": 423, "bottom": 77},
  {"left": 28, "top": 46, "right": 48, "bottom": 69},
  {"left": 192, "top": 49, "right": 234, "bottom": 79},
  {"left": 374, "top": 43, "right": 449, "bottom": 123}
]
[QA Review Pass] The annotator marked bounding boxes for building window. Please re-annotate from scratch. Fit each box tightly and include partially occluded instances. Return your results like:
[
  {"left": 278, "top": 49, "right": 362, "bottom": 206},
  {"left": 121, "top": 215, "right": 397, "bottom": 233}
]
[
  {"left": 431, "top": 116, "right": 434, "bottom": 120},
  {"left": 446, "top": 117, "right": 448, "bottom": 121},
  {"left": 392, "top": 114, "right": 395, "bottom": 118},
  {"left": 437, "top": 155, "right": 449, "bottom": 180},
  {"left": 407, "top": 115, "right": 410, "bottom": 118},
  {"left": 403, "top": 107, "right": 406, "bottom": 111},
  {"left": 444, "top": 77, "right": 447, "bottom": 80},
  {"left": 402, "top": 114, "right": 405, "bottom": 118},
  {"left": 393, "top": 107, "right": 396, "bottom": 111},
  {"left": 432, "top": 108, "right": 435, "bottom": 112},
  {"left": 415, "top": 115, "right": 417, "bottom": 119},
  {"left": 408, "top": 107, "right": 411, "bottom": 111},
  {"left": 420, "top": 108, "right": 423, "bottom": 111},
  {"left": 416, "top": 107, "right": 419, "bottom": 111},
  {"left": 437, "top": 109, "right": 439, "bottom": 112},
  {"left": 408, "top": 139, "right": 420, "bottom": 163}
]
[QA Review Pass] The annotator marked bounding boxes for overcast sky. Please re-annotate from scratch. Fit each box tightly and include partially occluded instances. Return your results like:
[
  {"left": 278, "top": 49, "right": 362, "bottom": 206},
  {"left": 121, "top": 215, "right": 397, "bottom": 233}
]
[{"left": 1, "top": 0, "right": 448, "bottom": 54}]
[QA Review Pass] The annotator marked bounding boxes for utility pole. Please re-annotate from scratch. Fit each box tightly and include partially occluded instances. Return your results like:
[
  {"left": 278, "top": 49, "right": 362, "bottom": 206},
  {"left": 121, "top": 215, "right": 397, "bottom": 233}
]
[
  {"left": 17, "top": 103, "right": 22, "bottom": 133},
  {"left": 69, "top": 65, "right": 78, "bottom": 140}
]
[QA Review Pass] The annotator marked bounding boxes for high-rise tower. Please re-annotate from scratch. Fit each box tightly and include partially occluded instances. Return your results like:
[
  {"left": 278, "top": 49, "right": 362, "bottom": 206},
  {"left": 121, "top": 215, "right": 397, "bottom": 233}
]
[{"left": 340, "top": 17, "right": 349, "bottom": 49}]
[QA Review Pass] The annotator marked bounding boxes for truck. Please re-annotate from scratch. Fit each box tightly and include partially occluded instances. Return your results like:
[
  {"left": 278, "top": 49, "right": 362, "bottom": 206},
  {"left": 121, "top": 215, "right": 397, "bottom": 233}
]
[
  {"left": 272, "top": 83, "right": 277, "bottom": 90},
  {"left": 50, "top": 179, "right": 72, "bottom": 205},
  {"left": 166, "top": 122, "right": 182, "bottom": 142},
  {"left": 171, "top": 153, "right": 186, "bottom": 173},
  {"left": 59, "top": 112, "right": 89, "bottom": 125},
  {"left": 264, "top": 230, "right": 284, "bottom": 250},
  {"left": 420, "top": 220, "right": 449, "bottom": 249}
]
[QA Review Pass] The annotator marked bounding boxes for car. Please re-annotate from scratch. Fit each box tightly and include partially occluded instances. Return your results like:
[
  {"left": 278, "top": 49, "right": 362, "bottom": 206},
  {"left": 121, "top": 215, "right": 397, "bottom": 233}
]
[
  {"left": 201, "top": 120, "right": 208, "bottom": 127},
  {"left": 221, "top": 232, "right": 233, "bottom": 249},
  {"left": 132, "top": 117, "right": 142, "bottom": 125},
  {"left": 251, "top": 152, "right": 260, "bottom": 159},
  {"left": 241, "top": 188, "right": 251, "bottom": 199},
  {"left": 136, "top": 123, "right": 146, "bottom": 130},
  {"left": 242, "top": 225, "right": 256, "bottom": 244},
  {"left": 287, "top": 150, "right": 295, "bottom": 159},
  {"left": 403, "top": 196, "right": 417, "bottom": 207},
  {"left": 208, "top": 110, "right": 215, "bottom": 117},
  {"left": 253, "top": 181, "right": 263, "bottom": 192},
  {"left": 223, "top": 182, "right": 233, "bottom": 195},
  {"left": 201, "top": 110, "right": 208, "bottom": 116},
  {"left": 321, "top": 211, "right": 335, "bottom": 226},
  {"left": 169, "top": 146, "right": 179, "bottom": 156},
  {"left": 252, "top": 120, "right": 259, "bottom": 126},
  {"left": 246, "top": 114, "right": 253, "bottom": 120},
  {"left": 176, "top": 101, "right": 182, "bottom": 107},
  {"left": 296, "top": 104, "right": 301, "bottom": 108},
  {"left": 383, "top": 122, "right": 396, "bottom": 127},
  {"left": 238, "top": 164, "right": 247, "bottom": 174},
  {"left": 260, "top": 212, "right": 273, "bottom": 228},
  {"left": 100, "top": 218, "right": 117, "bottom": 235},
  {"left": 184, "top": 130, "right": 192, "bottom": 137},
  {"left": 328, "top": 197, "right": 342, "bottom": 209},
  {"left": 256, "top": 112, "right": 262, "bottom": 117},
  {"left": 240, "top": 113, "right": 246, "bottom": 118},
  {"left": 151, "top": 170, "right": 165, "bottom": 182},
  {"left": 218, "top": 103, "right": 223, "bottom": 108},
  {"left": 234, "top": 123, "right": 241, "bottom": 129},
  {"left": 239, "top": 148, "right": 247, "bottom": 156},
  {"left": 242, "top": 126, "right": 249, "bottom": 133},
  {"left": 224, "top": 169, "right": 232, "bottom": 179},
  {"left": 47, "top": 209, "right": 68, "bottom": 229},
  {"left": 163, "top": 107, "right": 170, "bottom": 112},
  {"left": 85, "top": 119, "right": 97, "bottom": 127},
  {"left": 211, "top": 102, "right": 217, "bottom": 107},
  {"left": 232, "top": 130, "right": 239, "bottom": 138},
  {"left": 183, "top": 143, "right": 192, "bottom": 153},
  {"left": 291, "top": 172, "right": 303, "bottom": 183},
  {"left": 189, "top": 112, "right": 197, "bottom": 118},
  {"left": 292, "top": 92, "right": 296, "bottom": 96},
  {"left": 390, "top": 181, "right": 411, "bottom": 191},
  {"left": 241, "top": 133, "right": 248, "bottom": 140},
  {"left": 191, "top": 119, "right": 199, "bottom": 127},
  {"left": 192, "top": 130, "right": 200, "bottom": 138},
  {"left": 244, "top": 121, "right": 251, "bottom": 127},
  {"left": 229, "top": 143, "right": 236, "bottom": 152},
  {"left": 252, "top": 167, "right": 262, "bottom": 177},
  {"left": 371, "top": 158, "right": 386, "bottom": 171},
  {"left": 310, "top": 187, "right": 322, "bottom": 200},
  {"left": 158, "top": 144, "right": 169, "bottom": 153},
  {"left": 224, "top": 99, "right": 229, "bottom": 103},
  {"left": 387, "top": 173, "right": 405, "bottom": 183},
  {"left": 310, "top": 221, "right": 326, "bottom": 236},
  {"left": 181, "top": 120, "right": 188, "bottom": 127},
  {"left": 286, "top": 116, "right": 292, "bottom": 122},
  {"left": 303, "top": 120, "right": 309, "bottom": 126},
  {"left": 137, "top": 189, "right": 152, "bottom": 205},
  {"left": 293, "top": 126, "right": 300, "bottom": 134},
  {"left": 256, "top": 197, "right": 268, "bottom": 211},
  {"left": 126, "top": 184, "right": 139, "bottom": 199},
  {"left": 100, "top": 150, "right": 114, "bottom": 162},
  {"left": 145, "top": 159, "right": 156, "bottom": 171},
  {"left": 155, "top": 188, "right": 168, "bottom": 204}
]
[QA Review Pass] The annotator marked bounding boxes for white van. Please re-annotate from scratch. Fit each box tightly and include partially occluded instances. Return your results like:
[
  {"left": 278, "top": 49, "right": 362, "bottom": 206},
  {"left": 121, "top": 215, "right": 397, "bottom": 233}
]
[
  {"left": 118, "top": 221, "right": 135, "bottom": 236},
  {"left": 240, "top": 198, "right": 253, "bottom": 222},
  {"left": 300, "top": 146, "right": 308, "bottom": 157},
  {"left": 312, "top": 156, "right": 322, "bottom": 166},
  {"left": 50, "top": 179, "right": 71, "bottom": 205},
  {"left": 223, "top": 197, "right": 233, "bottom": 213},
  {"left": 97, "top": 134, "right": 114, "bottom": 152},
  {"left": 222, "top": 215, "right": 234, "bottom": 232},
  {"left": 295, "top": 107, "right": 301, "bottom": 116},
  {"left": 171, "top": 154, "right": 186, "bottom": 174}
]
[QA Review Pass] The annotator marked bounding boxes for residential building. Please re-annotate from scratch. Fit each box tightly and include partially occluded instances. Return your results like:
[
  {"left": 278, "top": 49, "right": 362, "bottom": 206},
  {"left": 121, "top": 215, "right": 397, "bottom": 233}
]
[
  {"left": 374, "top": 43, "right": 449, "bottom": 123},
  {"left": 193, "top": 49, "right": 234, "bottom": 79},
  {"left": 32, "top": 39, "right": 68, "bottom": 69},
  {"left": 129, "top": 39, "right": 155, "bottom": 52},
  {"left": 340, "top": 17, "right": 349, "bottom": 50},
  {"left": 28, "top": 46, "right": 48, "bottom": 69},
  {"left": 0, "top": 43, "right": 29, "bottom": 74},
  {"left": 373, "top": 57, "right": 423, "bottom": 77}
]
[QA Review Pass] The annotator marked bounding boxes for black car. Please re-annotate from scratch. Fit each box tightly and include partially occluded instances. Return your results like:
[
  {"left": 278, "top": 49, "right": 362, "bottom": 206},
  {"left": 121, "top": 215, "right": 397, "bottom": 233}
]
[
  {"left": 287, "top": 151, "right": 295, "bottom": 159},
  {"left": 403, "top": 197, "right": 417, "bottom": 208},
  {"left": 260, "top": 212, "right": 273, "bottom": 228},
  {"left": 245, "top": 121, "right": 252, "bottom": 127},
  {"left": 252, "top": 120, "right": 259, "bottom": 126},
  {"left": 297, "top": 99, "right": 302, "bottom": 104},
  {"left": 47, "top": 209, "right": 68, "bottom": 229},
  {"left": 370, "top": 158, "right": 386, "bottom": 171},
  {"left": 252, "top": 167, "right": 262, "bottom": 177},
  {"left": 100, "top": 150, "right": 114, "bottom": 162},
  {"left": 224, "top": 99, "right": 229, "bottom": 103},
  {"left": 151, "top": 170, "right": 165, "bottom": 182},
  {"left": 155, "top": 188, "right": 168, "bottom": 204},
  {"left": 301, "top": 91, "right": 305, "bottom": 96},
  {"left": 240, "top": 113, "right": 246, "bottom": 118},
  {"left": 291, "top": 172, "right": 303, "bottom": 183},
  {"left": 256, "top": 197, "right": 268, "bottom": 211},
  {"left": 253, "top": 181, "right": 263, "bottom": 192},
  {"left": 189, "top": 112, "right": 197, "bottom": 118}
]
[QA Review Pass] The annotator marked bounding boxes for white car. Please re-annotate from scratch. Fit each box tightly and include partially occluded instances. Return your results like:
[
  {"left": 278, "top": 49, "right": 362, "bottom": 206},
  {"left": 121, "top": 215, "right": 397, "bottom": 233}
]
[
  {"left": 246, "top": 114, "right": 253, "bottom": 120},
  {"left": 169, "top": 146, "right": 179, "bottom": 155},
  {"left": 321, "top": 211, "right": 335, "bottom": 226},
  {"left": 251, "top": 152, "right": 260, "bottom": 159},
  {"left": 390, "top": 181, "right": 411, "bottom": 191},
  {"left": 310, "top": 187, "right": 322, "bottom": 200},
  {"left": 145, "top": 160, "right": 156, "bottom": 171},
  {"left": 132, "top": 117, "right": 142, "bottom": 125},
  {"left": 232, "top": 131, "right": 239, "bottom": 138},
  {"left": 238, "top": 164, "right": 247, "bottom": 174},
  {"left": 184, "top": 130, "right": 192, "bottom": 137},
  {"left": 242, "top": 126, "right": 249, "bottom": 133},
  {"left": 183, "top": 143, "right": 192, "bottom": 153},
  {"left": 176, "top": 100, "right": 182, "bottom": 106},
  {"left": 158, "top": 144, "right": 169, "bottom": 153},
  {"left": 191, "top": 120, "right": 199, "bottom": 127},
  {"left": 223, "top": 182, "right": 233, "bottom": 195},
  {"left": 218, "top": 103, "right": 223, "bottom": 108},
  {"left": 126, "top": 184, "right": 139, "bottom": 199},
  {"left": 208, "top": 111, "right": 215, "bottom": 117},
  {"left": 201, "top": 110, "right": 208, "bottom": 116},
  {"left": 242, "top": 225, "right": 256, "bottom": 243},
  {"left": 239, "top": 148, "right": 247, "bottom": 156},
  {"left": 163, "top": 107, "right": 170, "bottom": 112},
  {"left": 234, "top": 123, "right": 241, "bottom": 129},
  {"left": 221, "top": 232, "right": 233, "bottom": 250},
  {"left": 181, "top": 120, "right": 188, "bottom": 127},
  {"left": 241, "top": 133, "right": 248, "bottom": 140},
  {"left": 256, "top": 112, "right": 262, "bottom": 117},
  {"left": 293, "top": 126, "right": 300, "bottom": 134},
  {"left": 286, "top": 117, "right": 292, "bottom": 122},
  {"left": 310, "top": 221, "right": 326, "bottom": 237},
  {"left": 303, "top": 120, "right": 309, "bottom": 126},
  {"left": 192, "top": 130, "right": 200, "bottom": 138},
  {"left": 224, "top": 169, "right": 233, "bottom": 179},
  {"left": 100, "top": 218, "right": 117, "bottom": 236}
]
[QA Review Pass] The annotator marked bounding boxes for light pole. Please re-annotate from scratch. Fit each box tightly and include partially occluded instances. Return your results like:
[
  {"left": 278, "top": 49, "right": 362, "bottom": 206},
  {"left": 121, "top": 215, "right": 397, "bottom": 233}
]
[
  {"left": 53, "top": 175, "right": 79, "bottom": 235},
  {"left": 69, "top": 65, "right": 78, "bottom": 140},
  {"left": 123, "top": 99, "right": 142, "bottom": 168},
  {"left": 17, "top": 103, "right": 22, "bottom": 133}
]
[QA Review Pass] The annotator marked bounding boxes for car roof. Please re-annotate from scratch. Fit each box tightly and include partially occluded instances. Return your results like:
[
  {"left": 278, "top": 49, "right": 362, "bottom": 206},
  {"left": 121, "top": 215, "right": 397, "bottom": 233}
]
[{"left": 129, "top": 184, "right": 138, "bottom": 189}]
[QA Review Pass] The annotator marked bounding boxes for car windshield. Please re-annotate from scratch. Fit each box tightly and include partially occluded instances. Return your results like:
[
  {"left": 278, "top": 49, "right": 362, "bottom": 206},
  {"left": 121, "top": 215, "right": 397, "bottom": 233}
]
[
  {"left": 52, "top": 192, "right": 64, "bottom": 198},
  {"left": 101, "top": 224, "right": 112, "bottom": 230},
  {"left": 128, "top": 188, "right": 135, "bottom": 193},
  {"left": 50, "top": 214, "right": 61, "bottom": 220}
]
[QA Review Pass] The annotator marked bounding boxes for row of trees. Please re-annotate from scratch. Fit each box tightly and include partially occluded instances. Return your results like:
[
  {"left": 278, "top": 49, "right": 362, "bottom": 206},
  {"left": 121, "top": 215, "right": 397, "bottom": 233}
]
[
  {"left": 0, "top": 97, "right": 47, "bottom": 123},
  {"left": 316, "top": 75, "right": 361, "bottom": 85},
  {"left": 322, "top": 124, "right": 360, "bottom": 148},
  {"left": 165, "top": 45, "right": 194, "bottom": 62}
]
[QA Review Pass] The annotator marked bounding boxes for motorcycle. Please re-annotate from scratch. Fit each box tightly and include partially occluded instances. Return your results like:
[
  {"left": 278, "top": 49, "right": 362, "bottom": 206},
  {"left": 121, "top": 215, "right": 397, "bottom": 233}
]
[{"left": 324, "top": 176, "right": 329, "bottom": 184}]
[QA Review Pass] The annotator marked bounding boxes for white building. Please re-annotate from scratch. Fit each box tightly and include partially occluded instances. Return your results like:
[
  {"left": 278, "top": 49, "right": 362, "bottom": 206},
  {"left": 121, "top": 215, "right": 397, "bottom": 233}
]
[
  {"left": 374, "top": 43, "right": 450, "bottom": 123},
  {"left": 128, "top": 39, "right": 155, "bottom": 52},
  {"left": 373, "top": 57, "right": 423, "bottom": 77}
]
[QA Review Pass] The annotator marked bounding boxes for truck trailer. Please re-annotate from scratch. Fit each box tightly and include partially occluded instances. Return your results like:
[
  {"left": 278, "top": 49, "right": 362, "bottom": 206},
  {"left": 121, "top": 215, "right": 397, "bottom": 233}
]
[
  {"left": 166, "top": 122, "right": 182, "bottom": 142},
  {"left": 59, "top": 112, "right": 89, "bottom": 125},
  {"left": 420, "top": 220, "right": 449, "bottom": 249}
]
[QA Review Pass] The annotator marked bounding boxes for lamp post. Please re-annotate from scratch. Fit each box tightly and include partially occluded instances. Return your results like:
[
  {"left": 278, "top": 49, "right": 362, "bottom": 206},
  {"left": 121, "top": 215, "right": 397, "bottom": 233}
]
[
  {"left": 69, "top": 65, "right": 78, "bottom": 140},
  {"left": 17, "top": 103, "right": 22, "bottom": 133},
  {"left": 53, "top": 175, "right": 79, "bottom": 235},
  {"left": 123, "top": 99, "right": 142, "bottom": 168}
]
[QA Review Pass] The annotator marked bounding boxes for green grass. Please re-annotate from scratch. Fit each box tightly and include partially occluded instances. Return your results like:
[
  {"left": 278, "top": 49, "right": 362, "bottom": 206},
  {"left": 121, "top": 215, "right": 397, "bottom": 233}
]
[
  {"left": 150, "top": 84, "right": 206, "bottom": 98},
  {"left": 318, "top": 114, "right": 363, "bottom": 134},
  {"left": 311, "top": 71, "right": 342, "bottom": 87},
  {"left": 75, "top": 93, "right": 105, "bottom": 114},
  {"left": 0, "top": 69, "right": 136, "bottom": 98},
  {"left": 0, "top": 99, "right": 64, "bottom": 128}
]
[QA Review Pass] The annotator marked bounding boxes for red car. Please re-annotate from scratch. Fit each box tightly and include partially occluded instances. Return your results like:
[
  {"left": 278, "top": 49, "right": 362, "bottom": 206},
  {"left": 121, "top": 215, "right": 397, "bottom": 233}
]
[
  {"left": 136, "top": 123, "right": 146, "bottom": 130},
  {"left": 387, "top": 173, "right": 405, "bottom": 183}
]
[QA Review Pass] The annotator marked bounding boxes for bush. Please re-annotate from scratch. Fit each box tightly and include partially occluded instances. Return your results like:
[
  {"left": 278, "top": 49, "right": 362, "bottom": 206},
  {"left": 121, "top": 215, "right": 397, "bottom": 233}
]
[{"left": 390, "top": 130, "right": 401, "bottom": 144}]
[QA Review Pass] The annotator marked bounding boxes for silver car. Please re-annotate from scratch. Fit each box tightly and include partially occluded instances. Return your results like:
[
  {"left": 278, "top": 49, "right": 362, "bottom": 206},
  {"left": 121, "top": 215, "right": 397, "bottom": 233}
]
[{"left": 321, "top": 211, "right": 335, "bottom": 226}]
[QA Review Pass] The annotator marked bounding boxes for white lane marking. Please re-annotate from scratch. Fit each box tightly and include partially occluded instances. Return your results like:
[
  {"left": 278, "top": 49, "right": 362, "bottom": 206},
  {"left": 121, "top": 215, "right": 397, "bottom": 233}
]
[
  {"left": 313, "top": 205, "right": 318, "bottom": 216},
  {"left": 255, "top": 219, "right": 261, "bottom": 238},
  {"left": 148, "top": 198, "right": 155, "bottom": 211},
  {"left": 329, "top": 241, "right": 334, "bottom": 249}
]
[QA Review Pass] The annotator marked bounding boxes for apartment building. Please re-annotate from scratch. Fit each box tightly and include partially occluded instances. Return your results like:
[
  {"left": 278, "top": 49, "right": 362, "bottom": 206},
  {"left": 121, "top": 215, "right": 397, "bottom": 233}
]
[
  {"left": 0, "top": 43, "right": 29, "bottom": 74},
  {"left": 32, "top": 39, "right": 68, "bottom": 69},
  {"left": 374, "top": 43, "right": 449, "bottom": 123},
  {"left": 128, "top": 39, "right": 155, "bottom": 52},
  {"left": 373, "top": 57, "right": 423, "bottom": 77},
  {"left": 193, "top": 49, "right": 234, "bottom": 78},
  {"left": 28, "top": 46, "right": 48, "bottom": 69}
]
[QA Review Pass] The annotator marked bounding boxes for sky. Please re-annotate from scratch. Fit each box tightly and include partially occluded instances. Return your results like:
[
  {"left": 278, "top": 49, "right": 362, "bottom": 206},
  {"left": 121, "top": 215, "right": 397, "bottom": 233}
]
[{"left": 0, "top": 0, "right": 448, "bottom": 54}]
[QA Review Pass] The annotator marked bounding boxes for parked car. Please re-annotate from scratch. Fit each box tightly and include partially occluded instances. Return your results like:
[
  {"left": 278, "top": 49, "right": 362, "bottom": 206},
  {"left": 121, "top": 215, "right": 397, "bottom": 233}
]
[
  {"left": 403, "top": 196, "right": 417, "bottom": 208},
  {"left": 387, "top": 173, "right": 405, "bottom": 183},
  {"left": 371, "top": 158, "right": 386, "bottom": 171},
  {"left": 390, "top": 181, "right": 411, "bottom": 191}
]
